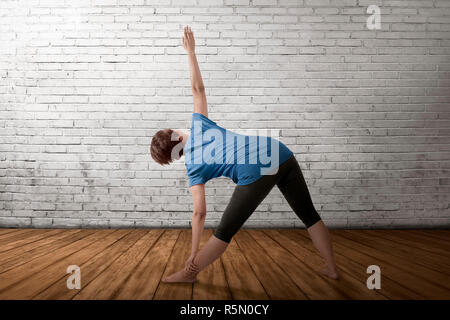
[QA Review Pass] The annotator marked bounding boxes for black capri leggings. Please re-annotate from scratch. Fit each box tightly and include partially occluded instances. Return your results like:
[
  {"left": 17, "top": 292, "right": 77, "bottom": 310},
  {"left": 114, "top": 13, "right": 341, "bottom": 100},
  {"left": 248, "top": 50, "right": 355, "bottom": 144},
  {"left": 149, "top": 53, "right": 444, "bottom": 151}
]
[{"left": 213, "top": 155, "right": 322, "bottom": 243}]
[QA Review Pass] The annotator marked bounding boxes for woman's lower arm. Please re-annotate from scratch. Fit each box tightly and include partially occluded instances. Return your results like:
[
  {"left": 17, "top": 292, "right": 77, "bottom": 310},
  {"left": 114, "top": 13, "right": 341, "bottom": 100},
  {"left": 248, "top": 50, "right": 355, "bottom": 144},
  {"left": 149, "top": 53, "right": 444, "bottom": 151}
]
[
  {"left": 188, "top": 52, "right": 205, "bottom": 92},
  {"left": 191, "top": 213, "right": 206, "bottom": 256}
]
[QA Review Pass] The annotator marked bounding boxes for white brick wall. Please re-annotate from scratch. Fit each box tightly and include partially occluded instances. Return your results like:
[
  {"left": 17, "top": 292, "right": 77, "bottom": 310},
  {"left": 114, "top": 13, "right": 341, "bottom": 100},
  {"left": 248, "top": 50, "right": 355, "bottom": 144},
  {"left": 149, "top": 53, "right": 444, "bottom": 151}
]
[{"left": 1, "top": 0, "right": 449, "bottom": 229}]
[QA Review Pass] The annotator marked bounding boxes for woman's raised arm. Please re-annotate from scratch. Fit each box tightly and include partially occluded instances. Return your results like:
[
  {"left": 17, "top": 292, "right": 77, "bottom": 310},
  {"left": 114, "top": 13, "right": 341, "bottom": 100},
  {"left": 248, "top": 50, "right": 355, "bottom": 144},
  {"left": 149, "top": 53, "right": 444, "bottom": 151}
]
[{"left": 182, "top": 26, "right": 208, "bottom": 117}]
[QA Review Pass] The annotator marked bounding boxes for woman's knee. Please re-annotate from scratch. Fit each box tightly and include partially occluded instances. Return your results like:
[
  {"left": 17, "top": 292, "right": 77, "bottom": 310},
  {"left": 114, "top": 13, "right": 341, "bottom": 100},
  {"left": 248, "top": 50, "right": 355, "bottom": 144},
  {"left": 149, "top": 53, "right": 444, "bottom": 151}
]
[
  {"left": 303, "top": 211, "right": 322, "bottom": 229},
  {"left": 213, "top": 229, "right": 233, "bottom": 244}
]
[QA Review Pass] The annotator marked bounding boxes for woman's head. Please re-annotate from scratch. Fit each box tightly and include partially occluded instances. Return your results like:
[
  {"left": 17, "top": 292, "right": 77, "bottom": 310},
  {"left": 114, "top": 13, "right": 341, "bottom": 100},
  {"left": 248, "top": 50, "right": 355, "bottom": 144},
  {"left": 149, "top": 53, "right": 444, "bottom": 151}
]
[{"left": 150, "top": 129, "right": 185, "bottom": 165}]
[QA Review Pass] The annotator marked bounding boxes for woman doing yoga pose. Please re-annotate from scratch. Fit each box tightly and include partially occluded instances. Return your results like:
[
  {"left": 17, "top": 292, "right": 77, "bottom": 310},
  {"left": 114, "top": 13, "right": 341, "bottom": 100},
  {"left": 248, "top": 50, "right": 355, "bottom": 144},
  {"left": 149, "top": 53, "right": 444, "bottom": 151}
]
[{"left": 150, "top": 26, "right": 339, "bottom": 283}]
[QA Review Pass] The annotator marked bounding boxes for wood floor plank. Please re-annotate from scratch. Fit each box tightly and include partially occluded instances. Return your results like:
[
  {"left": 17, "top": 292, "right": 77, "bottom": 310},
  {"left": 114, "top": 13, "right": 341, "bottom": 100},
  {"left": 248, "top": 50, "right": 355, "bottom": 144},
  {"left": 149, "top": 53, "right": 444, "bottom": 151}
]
[
  {"left": 0, "top": 229, "right": 80, "bottom": 264},
  {"left": 266, "top": 230, "right": 386, "bottom": 300},
  {"left": 0, "top": 229, "right": 131, "bottom": 299},
  {"left": 397, "top": 230, "right": 449, "bottom": 251},
  {"left": 249, "top": 230, "right": 344, "bottom": 299},
  {"left": 0, "top": 230, "right": 85, "bottom": 273},
  {"left": 0, "top": 229, "right": 48, "bottom": 243},
  {"left": 0, "top": 229, "right": 63, "bottom": 253},
  {"left": 0, "top": 229, "right": 104, "bottom": 293},
  {"left": 0, "top": 229, "right": 18, "bottom": 236},
  {"left": 358, "top": 230, "right": 450, "bottom": 273},
  {"left": 153, "top": 229, "right": 194, "bottom": 300},
  {"left": 337, "top": 230, "right": 450, "bottom": 290},
  {"left": 114, "top": 230, "right": 181, "bottom": 300},
  {"left": 288, "top": 230, "right": 424, "bottom": 299},
  {"left": 381, "top": 230, "right": 450, "bottom": 254},
  {"left": 234, "top": 230, "right": 307, "bottom": 300},
  {"left": 73, "top": 230, "right": 163, "bottom": 300},
  {"left": 331, "top": 231, "right": 450, "bottom": 299},
  {"left": 370, "top": 230, "right": 450, "bottom": 257},
  {"left": 193, "top": 229, "right": 232, "bottom": 300},
  {"left": 220, "top": 235, "right": 269, "bottom": 300},
  {"left": 0, "top": 228, "right": 447, "bottom": 300},
  {"left": 0, "top": 229, "right": 34, "bottom": 240},
  {"left": 415, "top": 230, "right": 450, "bottom": 241},
  {"left": 33, "top": 229, "right": 149, "bottom": 300}
]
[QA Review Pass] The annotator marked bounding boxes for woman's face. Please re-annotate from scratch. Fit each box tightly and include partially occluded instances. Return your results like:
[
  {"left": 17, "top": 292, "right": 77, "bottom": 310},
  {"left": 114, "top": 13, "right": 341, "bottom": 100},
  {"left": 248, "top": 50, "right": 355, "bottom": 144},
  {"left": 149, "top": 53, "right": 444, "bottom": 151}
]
[
  {"left": 172, "top": 129, "right": 189, "bottom": 160},
  {"left": 173, "top": 129, "right": 185, "bottom": 138}
]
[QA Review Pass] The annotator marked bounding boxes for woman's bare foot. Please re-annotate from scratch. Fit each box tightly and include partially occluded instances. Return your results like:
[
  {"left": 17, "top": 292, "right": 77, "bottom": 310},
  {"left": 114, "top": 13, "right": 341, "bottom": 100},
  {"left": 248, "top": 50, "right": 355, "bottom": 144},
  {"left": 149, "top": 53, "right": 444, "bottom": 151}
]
[
  {"left": 321, "top": 266, "right": 339, "bottom": 279},
  {"left": 162, "top": 268, "right": 197, "bottom": 283}
]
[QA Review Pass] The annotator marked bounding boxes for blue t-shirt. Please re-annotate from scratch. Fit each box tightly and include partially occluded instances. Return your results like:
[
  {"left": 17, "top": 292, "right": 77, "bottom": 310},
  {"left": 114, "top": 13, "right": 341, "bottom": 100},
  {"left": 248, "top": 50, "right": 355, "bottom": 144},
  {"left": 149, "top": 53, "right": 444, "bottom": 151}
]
[{"left": 184, "top": 113, "right": 293, "bottom": 187}]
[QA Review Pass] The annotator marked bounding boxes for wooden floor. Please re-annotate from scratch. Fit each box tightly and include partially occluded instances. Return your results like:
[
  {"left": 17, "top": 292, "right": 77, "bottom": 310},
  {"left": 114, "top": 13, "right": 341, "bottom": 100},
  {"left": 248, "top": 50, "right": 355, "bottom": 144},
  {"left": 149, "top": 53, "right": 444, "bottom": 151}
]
[{"left": 0, "top": 228, "right": 449, "bottom": 300}]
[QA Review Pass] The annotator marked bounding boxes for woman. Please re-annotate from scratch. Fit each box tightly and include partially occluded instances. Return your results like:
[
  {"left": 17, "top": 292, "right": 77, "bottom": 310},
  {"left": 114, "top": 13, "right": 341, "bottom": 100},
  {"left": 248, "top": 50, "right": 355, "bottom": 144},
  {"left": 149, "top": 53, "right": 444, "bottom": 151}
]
[{"left": 150, "top": 26, "right": 339, "bottom": 283}]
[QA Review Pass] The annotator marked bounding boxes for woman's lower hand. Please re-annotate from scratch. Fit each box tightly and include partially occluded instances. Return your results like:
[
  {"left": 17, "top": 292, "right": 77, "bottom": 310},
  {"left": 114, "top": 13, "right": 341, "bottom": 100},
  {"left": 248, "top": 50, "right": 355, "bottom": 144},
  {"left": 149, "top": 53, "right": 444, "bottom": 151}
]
[{"left": 184, "top": 254, "right": 200, "bottom": 274}]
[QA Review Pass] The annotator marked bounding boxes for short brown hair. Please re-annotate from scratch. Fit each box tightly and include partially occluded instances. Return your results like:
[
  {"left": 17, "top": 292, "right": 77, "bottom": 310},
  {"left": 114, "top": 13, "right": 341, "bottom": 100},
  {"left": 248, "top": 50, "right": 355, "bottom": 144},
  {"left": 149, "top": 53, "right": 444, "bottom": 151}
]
[{"left": 150, "top": 129, "right": 183, "bottom": 165}]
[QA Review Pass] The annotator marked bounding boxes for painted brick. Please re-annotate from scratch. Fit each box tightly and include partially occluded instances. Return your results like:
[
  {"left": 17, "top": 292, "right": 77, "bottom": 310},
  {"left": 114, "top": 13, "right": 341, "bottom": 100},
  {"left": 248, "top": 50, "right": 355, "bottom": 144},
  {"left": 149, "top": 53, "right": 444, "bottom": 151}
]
[{"left": 0, "top": 0, "right": 449, "bottom": 229}]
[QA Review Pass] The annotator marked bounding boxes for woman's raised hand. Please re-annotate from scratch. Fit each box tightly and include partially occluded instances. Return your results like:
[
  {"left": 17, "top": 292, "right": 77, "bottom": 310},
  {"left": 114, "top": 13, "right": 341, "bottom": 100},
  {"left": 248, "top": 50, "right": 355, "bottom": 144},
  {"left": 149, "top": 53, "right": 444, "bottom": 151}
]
[{"left": 182, "top": 25, "right": 195, "bottom": 55}]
